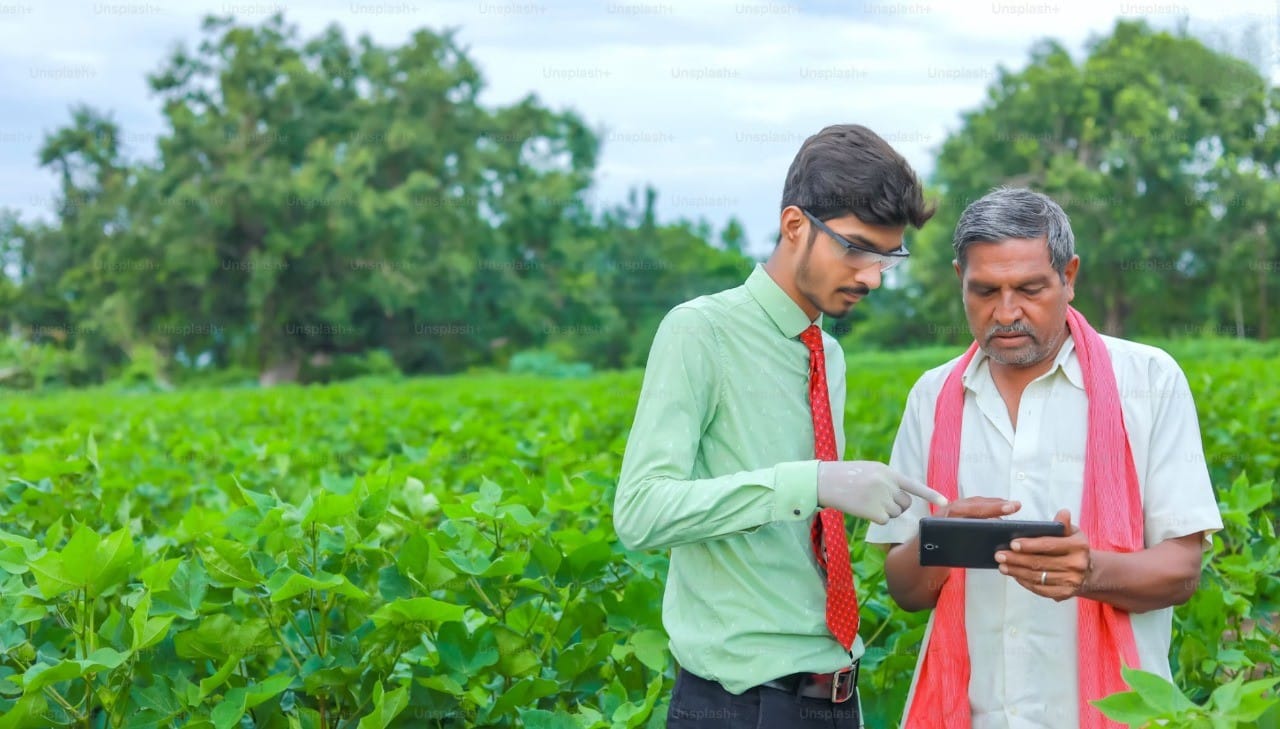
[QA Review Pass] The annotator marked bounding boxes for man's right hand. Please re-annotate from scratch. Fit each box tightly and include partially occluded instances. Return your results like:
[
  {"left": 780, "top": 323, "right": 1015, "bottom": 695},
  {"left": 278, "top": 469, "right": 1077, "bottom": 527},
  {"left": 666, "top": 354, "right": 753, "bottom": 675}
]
[
  {"left": 881, "top": 496, "right": 1023, "bottom": 611},
  {"left": 935, "top": 496, "right": 1022, "bottom": 520},
  {"left": 817, "top": 461, "right": 949, "bottom": 525}
]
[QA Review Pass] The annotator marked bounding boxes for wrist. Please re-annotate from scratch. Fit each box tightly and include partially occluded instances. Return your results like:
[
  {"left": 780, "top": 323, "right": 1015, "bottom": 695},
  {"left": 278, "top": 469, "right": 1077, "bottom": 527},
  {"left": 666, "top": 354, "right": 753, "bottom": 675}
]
[{"left": 1076, "top": 550, "right": 1101, "bottom": 597}]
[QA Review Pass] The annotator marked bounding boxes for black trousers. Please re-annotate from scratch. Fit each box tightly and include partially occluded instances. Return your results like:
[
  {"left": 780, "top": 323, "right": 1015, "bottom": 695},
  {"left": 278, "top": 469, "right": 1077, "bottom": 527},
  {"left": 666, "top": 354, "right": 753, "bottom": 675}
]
[{"left": 666, "top": 669, "right": 863, "bottom": 729}]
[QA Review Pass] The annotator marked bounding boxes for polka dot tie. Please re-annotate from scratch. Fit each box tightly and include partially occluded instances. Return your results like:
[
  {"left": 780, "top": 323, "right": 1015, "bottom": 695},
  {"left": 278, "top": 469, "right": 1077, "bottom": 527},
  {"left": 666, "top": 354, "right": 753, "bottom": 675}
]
[{"left": 800, "top": 325, "right": 859, "bottom": 652}]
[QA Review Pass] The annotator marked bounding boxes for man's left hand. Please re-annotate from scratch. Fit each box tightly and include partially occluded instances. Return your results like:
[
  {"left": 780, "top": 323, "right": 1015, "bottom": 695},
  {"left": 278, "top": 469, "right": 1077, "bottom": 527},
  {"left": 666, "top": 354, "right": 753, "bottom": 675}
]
[{"left": 995, "top": 509, "right": 1092, "bottom": 601}]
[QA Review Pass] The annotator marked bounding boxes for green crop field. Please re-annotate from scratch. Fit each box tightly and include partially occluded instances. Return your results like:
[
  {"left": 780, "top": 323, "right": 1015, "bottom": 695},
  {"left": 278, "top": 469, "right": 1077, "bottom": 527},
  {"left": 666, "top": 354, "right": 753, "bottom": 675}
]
[{"left": 1, "top": 342, "right": 1277, "bottom": 728}]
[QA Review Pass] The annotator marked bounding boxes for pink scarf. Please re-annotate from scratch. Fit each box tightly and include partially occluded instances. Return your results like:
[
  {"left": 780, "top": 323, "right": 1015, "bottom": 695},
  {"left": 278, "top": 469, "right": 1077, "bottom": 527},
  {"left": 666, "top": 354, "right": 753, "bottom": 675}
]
[{"left": 905, "top": 307, "right": 1143, "bottom": 729}]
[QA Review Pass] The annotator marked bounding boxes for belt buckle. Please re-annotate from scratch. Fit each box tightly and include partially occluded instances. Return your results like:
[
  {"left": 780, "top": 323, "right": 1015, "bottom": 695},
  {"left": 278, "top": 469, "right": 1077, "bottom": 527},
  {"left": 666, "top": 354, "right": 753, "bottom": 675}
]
[{"left": 830, "top": 661, "right": 857, "bottom": 704}]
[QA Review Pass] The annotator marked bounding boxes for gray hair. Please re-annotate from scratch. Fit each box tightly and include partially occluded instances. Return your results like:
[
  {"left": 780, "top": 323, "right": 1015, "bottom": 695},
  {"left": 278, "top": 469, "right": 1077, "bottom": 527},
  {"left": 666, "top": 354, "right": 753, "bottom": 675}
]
[{"left": 953, "top": 187, "right": 1075, "bottom": 279}]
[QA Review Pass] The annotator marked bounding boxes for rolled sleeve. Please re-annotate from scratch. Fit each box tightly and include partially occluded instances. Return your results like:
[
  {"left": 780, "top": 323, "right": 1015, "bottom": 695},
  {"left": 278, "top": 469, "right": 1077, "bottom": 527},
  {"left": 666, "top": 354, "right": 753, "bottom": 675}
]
[{"left": 1140, "top": 363, "right": 1224, "bottom": 547}]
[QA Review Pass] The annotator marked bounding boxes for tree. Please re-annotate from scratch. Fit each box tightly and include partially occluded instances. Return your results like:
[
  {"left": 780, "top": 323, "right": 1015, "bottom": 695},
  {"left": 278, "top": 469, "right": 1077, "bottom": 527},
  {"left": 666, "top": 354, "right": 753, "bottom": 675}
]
[
  {"left": 144, "top": 15, "right": 587, "bottom": 380},
  {"left": 720, "top": 217, "right": 746, "bottom": 254},
  {"left": 900, "top": 20, "right": 1276, "bottom": 341},
  {"left": 3, "top": 12, "right": 754, "bottom": 383}
]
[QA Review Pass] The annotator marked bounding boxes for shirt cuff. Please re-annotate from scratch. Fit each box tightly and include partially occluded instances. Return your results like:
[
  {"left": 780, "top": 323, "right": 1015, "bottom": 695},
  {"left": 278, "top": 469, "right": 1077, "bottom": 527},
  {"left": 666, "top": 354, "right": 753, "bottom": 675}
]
[
  {"left": 1147, "top": 511, "right": 1224, "bottom": 549},
  {"left": 773, "top": 460, "right": 819, "bottom": 522}
]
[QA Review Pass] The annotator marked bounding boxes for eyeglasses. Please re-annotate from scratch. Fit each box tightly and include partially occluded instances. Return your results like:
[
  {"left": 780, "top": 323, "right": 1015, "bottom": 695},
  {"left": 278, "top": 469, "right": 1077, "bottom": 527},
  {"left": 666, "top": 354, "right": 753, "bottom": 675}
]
[{"left": 801, "top": 209, "right": 910, "bottom": 271}]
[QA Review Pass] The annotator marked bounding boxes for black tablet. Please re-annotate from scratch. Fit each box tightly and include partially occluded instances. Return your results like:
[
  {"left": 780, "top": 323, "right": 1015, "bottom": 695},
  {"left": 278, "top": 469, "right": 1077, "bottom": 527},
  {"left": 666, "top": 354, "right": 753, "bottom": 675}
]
[{"left": 918, "top": 516, "right": 1066, "bottom": 569}]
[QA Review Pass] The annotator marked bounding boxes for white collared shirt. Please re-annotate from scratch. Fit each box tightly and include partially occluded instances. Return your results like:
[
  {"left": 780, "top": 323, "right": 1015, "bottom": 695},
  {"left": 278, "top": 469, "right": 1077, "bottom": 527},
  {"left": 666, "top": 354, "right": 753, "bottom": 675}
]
[{"left": 866, "top": 335, "right": 1223, "bottom": 729}]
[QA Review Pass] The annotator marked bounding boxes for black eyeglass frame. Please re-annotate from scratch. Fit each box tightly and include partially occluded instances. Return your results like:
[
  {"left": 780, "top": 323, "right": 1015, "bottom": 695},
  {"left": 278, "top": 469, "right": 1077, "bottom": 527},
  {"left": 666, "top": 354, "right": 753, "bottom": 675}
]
[{"left": 799, "top": 208, "right": 910, "bottom": 270}]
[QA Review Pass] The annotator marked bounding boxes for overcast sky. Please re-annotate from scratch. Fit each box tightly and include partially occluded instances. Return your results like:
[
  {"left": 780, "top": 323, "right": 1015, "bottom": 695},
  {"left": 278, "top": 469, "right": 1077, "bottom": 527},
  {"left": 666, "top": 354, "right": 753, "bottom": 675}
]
[{"left": 2, "top": 0, "right": 1277, "bottom": 256}]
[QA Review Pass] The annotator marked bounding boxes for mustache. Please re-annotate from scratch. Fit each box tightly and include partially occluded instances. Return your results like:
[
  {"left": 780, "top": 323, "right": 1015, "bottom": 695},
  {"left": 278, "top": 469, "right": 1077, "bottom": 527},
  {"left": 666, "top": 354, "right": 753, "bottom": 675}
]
[{"left": 985, "top": 322, "right": 1035, "bottom": 339}]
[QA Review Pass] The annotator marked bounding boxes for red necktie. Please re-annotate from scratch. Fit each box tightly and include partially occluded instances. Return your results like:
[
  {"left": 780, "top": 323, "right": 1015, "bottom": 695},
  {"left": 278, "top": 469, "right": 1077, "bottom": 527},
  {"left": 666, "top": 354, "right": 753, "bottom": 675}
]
[{"left": 800, "top": 325, "right": 859, "bottom": 651}]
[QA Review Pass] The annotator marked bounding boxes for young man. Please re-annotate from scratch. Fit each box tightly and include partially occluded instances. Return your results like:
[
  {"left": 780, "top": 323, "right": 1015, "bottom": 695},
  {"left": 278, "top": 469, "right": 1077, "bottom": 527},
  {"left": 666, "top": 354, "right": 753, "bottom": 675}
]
[
  {"left": 867, "top": 187, "right": 1223, "bottom": 728},
  {"left": 613, "top": 124, "right": 948, "bottom": 728}
]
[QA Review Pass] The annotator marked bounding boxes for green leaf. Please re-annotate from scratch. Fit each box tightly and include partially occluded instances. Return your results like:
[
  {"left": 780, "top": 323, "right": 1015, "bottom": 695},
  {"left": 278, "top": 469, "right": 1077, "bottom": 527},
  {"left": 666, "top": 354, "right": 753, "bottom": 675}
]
[
  {"left": 437, "top": 622, "right": 499, "bottom": 675},
  {"left": 611, "top": 675, "right": 664, "bottom": 728},
  {"left": 1210, "top": 675, "right": 1246, "bottom": 717},
  {"left": 150, "top": 559, "right": 207, "bottom": 620},
  {"left": 139, "top": 616, "right": 175, "bottom": 652},
  {"left": 444, "top": 547, "right": 493, "bottom": 576},
  {"left": 370, "top": 597, "right": 466, "bottom": 627},
  {"left": 235, "top": 483, "right": 279, "bottom": 515},
  {"left": 480, "top": 552, "right": 527, "bottom": 578},
  {"left": 0, "top": 693, "right": 50, "bottom": 729},
  {"left": 138, "top": 558, "right": 182, "bottom": 593},
  {"left": 132, "top": 676, "right": 183, "bottom": 716},
  {"left": 211, "top": 686, "right": 248, "bottom": 729},
  {"left": 43, "top": 520, "right": 64, "bottom": 551},
  {"left": 58, "top": 526, "right": 101, "bottom": 581},
  {"left": 493, "top": 624, "right": 538, "bottom": 678},
  {"left": 209, "top": 672, "right": 292, "bottom": 727},
  {"left": 355, "top": 681, "right": 410, "bottom": 729},
  {"left": 34, "top": 526, "right": 136, "bottom": 598},
  {"left": 86, "top": 431, "right": 99, "bottom": 472},
  {"left": 81, "top": 647, "right": 129, "bottom": 672},
  {"left": 27, "top": 550, "right": 75, "bottom": 599},
  {"left": 265, "top": 567, "right": 368, "bottom": 602},
  {"left": 418, "top": 674, "right": 465, "bottom": 697},
  {"left": 421, "top": 533, "right": 457, "bottom": 588},
  {"left": 0, "top": 546, "right": 30, "bottom": 575},
  {"left": 1122, "top": 666, "right": 1197, "bottom": 714},
  {"left": 573, "top": 706, "right": 607, "bottom": 729},
  {"left": 176, "top": 614, "right": 268, "bottom": 662},
  {"left": 564, "top": 541, "right": 612, "bottom": 582},
  {"left": 357, "top": 481, "right": 392, "bottom": 525},
  {"left": 1092, "top": 690, "right": 1161, "bottom": 725},
  {"left": 128, "top": 591, "right": 174, "bottom": 652},
  {"left": 518, "top": 709, "right": 579, "bottom": 729},
  {"left": 377, "top": 565, "right": 413, "bottom": 600},
  {"left": 628, "top": 630, "right": 669, "bottom": 672},
  {"left": 200, "top": 539, "right": 263, "bottom": 588},
  {"left": 1221, "top": 675, "right": 1280, "bottom": 721},
  {"left": 497, "top": 503, "right": 536, "bottom": 529},
  {"left": 246, "top": 673, "right": 293, "bottom": 708},
  {"left": 199, "top": 655, "right": 243, "bottom": 700},
  {"left": 89, "top": 528, "right": 136, "bottom": 596},
  {"left": 304, "top": 489, "right": 357, "bottom": 528},
  {"left": 472, "top": 478, "right": 502, "bottom": 517},
  {"left": 488, "top": 676, "right": 557, "bottom": 719},
  {"left": 22, "top": 660, "right": 83, "bottom": 692},
  {"left": 529, "top": 538, "right": 562, "bottom": 577}
]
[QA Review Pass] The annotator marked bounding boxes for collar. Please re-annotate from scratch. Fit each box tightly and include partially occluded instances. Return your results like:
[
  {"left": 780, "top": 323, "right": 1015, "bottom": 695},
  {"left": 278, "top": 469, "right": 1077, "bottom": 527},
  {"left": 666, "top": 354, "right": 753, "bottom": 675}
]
[
  {"left": 961, "top": 328, "right": 1084, "bottom": 393},
  {"left": 744, "top": 263, "right": 822, "bottom": 338}
]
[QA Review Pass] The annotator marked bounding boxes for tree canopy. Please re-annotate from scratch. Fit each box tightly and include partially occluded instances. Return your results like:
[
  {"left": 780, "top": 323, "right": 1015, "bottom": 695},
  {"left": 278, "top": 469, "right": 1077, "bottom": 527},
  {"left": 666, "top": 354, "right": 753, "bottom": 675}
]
[
  {"left": 3, "top": 16, "right": 1277, "bottom": 388},
  {"left": 854, "top": 20, "right": 1280, "bottom": 346}
]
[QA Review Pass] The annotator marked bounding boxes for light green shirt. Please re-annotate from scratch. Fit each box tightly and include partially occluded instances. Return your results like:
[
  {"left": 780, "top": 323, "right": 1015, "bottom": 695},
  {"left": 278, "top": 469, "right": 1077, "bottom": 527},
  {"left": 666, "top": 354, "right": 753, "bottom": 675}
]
[{"left": 613, "top": 263, "right": 863, "bottom": 694}]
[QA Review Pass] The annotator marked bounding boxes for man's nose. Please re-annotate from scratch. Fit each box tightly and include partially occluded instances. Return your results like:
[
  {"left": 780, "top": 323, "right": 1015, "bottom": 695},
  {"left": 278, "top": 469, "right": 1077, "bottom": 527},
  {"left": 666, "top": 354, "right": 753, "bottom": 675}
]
[
  {"left": 854, "top": 264, "right": 883, "bottom": 291},
  {"left": 994, "top": 292, "right": 1022, "bottom": 325}
]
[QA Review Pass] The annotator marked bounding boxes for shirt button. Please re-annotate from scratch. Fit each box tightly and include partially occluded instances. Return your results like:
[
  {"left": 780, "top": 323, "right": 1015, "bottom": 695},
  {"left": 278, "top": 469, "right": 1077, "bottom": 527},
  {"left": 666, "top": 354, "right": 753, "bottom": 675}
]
[
  {"left": 1016, "top": 472, "right": 1026, "bottom": 480},
  {"left": 1009, "top": 627, "right": 1018, "bottom": 636},
  {"left": 1010, "top": 707, "right": 1019, "bottom": 716},
  {"left": 793, "top": 509, "right": 801, "bottom": 516}
]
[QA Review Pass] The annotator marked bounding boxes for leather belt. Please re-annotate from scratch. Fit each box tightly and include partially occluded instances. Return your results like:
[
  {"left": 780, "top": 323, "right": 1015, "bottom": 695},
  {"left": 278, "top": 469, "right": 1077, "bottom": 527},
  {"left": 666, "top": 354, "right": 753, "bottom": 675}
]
[{"left": 759, "top": 660, "right": 859, "bottom": 703}]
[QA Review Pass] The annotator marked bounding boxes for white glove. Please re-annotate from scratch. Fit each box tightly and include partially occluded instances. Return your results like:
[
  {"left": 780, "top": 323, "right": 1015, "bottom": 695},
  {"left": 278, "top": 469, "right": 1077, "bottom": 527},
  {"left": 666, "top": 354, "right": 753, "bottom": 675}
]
[{"left": 817, "top": 461, "right": 949, "bottom": 525}]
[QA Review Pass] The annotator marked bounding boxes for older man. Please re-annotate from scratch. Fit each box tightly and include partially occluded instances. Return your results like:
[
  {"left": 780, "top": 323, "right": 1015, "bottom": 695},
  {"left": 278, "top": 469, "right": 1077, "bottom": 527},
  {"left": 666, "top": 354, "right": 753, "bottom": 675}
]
[{"left": 868, "top": 188, "right": 1222, "bottom": 729}]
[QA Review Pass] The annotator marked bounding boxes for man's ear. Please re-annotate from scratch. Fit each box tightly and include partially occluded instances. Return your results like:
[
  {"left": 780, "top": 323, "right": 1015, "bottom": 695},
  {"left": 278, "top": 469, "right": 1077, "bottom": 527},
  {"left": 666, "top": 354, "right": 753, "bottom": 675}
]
[
  {"left": 953, "top": 259, "right": 962, "bottom": 280},
  {"left": 779, "top": 206, "right": 807, "bottom": 249},
  {"left": 1063, "top": 255, "right": 1080, "bottom": 302}
]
